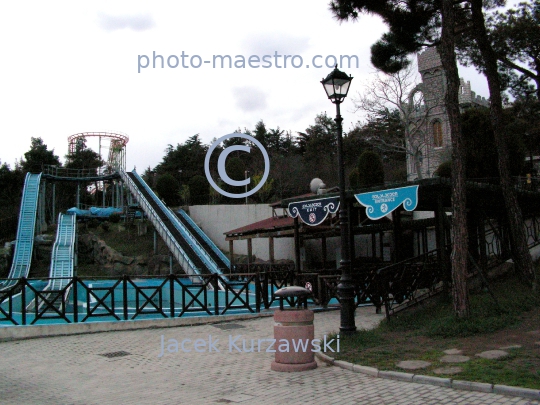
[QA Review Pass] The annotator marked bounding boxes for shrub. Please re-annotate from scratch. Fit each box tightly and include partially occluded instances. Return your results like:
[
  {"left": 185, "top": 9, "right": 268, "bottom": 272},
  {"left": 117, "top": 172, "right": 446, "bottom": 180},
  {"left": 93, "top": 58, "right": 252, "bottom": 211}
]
[
  {"left": 189, "top": 175, "right": 209, "bottom": 205},
  {"left": 357, "top": 151, "right": 385, "bottom": 187},
  {"left": 434, "top": 161, "right": 452, "bottom": 178},
  {"left": 155, "top": 174, "right": 180, "bottom": 206},
  {"left": 109, "top": 212, "right": 121, "bottom": 223}
]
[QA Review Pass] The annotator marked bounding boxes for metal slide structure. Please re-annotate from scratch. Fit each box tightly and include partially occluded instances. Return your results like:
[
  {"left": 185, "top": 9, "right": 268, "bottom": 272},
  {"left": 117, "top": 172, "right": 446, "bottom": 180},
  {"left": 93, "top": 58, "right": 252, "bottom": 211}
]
[
  {"left": 120, "top": 170, "right": 228, "bottom": 288},
  {"left": 0, "top": 173, "right": 42, "bottom": 290},
  {"left": 46, "top": 213, "right": 77, "bottom": 290},
  {"left": 27, "top": 213, "right": 77, "bottom": 313},
  {"left": 176, "top": 209, "right": 230, "bottom": 274}
]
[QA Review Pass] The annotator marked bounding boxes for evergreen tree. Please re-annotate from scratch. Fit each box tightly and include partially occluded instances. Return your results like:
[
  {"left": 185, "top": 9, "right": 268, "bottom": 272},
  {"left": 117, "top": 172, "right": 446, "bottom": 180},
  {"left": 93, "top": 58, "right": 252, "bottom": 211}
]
[
  {"left": 155, "top": 174, "right": 180, "bottom": 206},
  {"left": 21, "top": 137, "right": 61, "bottom": 173},
  {"left": 357, "top": 151, "right": 385, "bottom": 187},
  {"left": 189, "top": 175, "right": 209, "bottom": 205}
]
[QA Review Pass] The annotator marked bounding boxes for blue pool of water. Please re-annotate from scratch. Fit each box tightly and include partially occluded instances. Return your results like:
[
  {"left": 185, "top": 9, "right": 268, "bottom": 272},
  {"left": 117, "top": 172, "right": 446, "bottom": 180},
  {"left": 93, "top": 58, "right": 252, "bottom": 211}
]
[{"left": 0, "top": 278, "right": 291, "bottom": 327}]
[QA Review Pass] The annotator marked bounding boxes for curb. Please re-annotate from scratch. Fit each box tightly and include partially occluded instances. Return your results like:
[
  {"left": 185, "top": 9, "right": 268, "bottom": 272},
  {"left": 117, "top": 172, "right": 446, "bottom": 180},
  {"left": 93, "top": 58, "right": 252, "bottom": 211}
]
[
  {"left": 315, "top": 353, "right": 540, "bottom": 401},
  {"left": 0, "top": 312, "right": 275, "bottom": 342}
]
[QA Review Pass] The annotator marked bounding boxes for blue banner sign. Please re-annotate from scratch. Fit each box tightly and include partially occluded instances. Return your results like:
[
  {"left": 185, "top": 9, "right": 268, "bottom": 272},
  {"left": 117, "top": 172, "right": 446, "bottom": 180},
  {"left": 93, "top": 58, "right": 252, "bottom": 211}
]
[
  {"left": 355, "top": 185, "right": 419, "bottom": 220},
  {"left": 288, "top": 196, "right": 340, "bottom": 226}
]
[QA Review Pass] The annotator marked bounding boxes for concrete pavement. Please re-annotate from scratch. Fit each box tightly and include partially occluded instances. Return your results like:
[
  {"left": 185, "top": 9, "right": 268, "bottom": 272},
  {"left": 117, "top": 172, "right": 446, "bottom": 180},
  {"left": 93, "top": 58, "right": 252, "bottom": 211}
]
[{"left": 0, "top": 307, "right": 538, "bottom": 405}]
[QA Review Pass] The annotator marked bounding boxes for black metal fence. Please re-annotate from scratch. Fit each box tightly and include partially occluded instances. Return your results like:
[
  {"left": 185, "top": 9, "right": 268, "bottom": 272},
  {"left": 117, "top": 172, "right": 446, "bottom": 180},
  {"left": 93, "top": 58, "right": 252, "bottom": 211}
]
[{"left": 0, "top": 272, "right": 304, "bottom": 326}]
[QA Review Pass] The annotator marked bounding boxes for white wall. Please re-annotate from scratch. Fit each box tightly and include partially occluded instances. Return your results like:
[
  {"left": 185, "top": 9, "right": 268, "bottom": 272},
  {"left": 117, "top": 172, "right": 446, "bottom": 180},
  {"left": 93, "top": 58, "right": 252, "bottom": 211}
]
[{"left": 188, "top": 204, "right": 295, "bottom": 261}]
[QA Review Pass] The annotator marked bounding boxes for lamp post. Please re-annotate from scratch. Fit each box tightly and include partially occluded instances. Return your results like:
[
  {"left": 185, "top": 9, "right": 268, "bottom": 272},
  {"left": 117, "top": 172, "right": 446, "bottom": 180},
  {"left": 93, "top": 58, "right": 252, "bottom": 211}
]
[{"left": 321, "top": 65, "right": 356, "bottom": 333}]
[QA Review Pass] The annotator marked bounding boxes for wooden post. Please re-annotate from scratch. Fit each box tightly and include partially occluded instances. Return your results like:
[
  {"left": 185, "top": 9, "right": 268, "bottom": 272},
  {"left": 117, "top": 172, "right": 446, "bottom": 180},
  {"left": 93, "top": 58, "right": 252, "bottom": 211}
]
[
  {"left": 321, "top": 236, "right": 327, "bottom": 270},
  {"left": 229, "top": 240, "right": 235, "bottom": 267},
  {"left": 247, "top": 238, "right": 253, "bottom": 272},
  {"left": 435, "top": 195, "right": 449, "bottom": 283},
  {"left": 269, "top": 237, "right": 275, "bottom": 265},
  {"left": 392, "top": 210, "right": 402, "bottom": 262},
  {"left": 379, "top": 232, "right": 384, "bottom": 261}
]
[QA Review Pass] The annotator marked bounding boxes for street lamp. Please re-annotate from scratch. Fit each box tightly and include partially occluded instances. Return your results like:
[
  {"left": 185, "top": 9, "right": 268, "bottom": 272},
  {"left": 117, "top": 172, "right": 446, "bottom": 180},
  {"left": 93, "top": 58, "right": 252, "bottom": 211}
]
[{"left": 321, "top": 65, "right": 356, "bottom": 333}]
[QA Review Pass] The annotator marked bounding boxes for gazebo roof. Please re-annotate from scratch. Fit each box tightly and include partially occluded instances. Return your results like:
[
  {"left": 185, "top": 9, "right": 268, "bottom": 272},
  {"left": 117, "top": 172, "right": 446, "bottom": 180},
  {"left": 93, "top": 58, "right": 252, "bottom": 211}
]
[{"left": 225, "top": 215, "right": 295, "bottom": 238}]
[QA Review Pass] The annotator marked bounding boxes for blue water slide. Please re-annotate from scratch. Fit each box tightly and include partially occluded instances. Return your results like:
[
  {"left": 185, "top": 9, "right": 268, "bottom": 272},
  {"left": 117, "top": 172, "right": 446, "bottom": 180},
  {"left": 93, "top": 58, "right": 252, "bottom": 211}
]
[
  {"left": 120, "top": 170, "right": 206, "bottom": 283},
  {"left": 1, "top": 173, "right": 42, "bottom": 290},
  {"left": 26, "top": 213, "right": 77, "bottom": 313},
  {"left": 47, "top": 213, "right": 77, "bottom": 290},
  {"left": 125, "top": 171, "right": 226, "bottom": 279},
  {"left": 176, "top": 209, "right": 230, "bottom": 271}
]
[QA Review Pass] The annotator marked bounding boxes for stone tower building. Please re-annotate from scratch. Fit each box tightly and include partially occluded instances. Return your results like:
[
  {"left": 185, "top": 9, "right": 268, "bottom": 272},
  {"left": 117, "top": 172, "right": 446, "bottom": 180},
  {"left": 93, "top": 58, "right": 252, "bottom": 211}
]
[{"left": 406, "top": 47, "right": 489, "bottom": 180}]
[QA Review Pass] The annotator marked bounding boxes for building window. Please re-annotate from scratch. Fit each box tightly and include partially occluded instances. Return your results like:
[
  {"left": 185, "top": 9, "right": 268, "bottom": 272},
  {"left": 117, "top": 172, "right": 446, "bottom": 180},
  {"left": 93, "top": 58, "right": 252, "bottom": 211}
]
[{"left": 433, "top": 121, "right": 443, "bottom": 148}]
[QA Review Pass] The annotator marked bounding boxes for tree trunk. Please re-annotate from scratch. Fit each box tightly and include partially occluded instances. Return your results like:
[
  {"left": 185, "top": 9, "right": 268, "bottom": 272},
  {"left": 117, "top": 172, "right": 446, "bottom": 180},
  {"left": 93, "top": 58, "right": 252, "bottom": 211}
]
[
  {"left": 470, "top": 0, "right": 537, "bottom": 288},
  {"left": 440, "top": 0, "right": 470, "bottom": 318}
]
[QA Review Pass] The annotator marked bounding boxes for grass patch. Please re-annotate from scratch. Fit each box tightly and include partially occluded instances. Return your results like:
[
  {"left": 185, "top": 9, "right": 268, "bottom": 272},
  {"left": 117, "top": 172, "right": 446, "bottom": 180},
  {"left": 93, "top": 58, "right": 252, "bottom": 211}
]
[{"left": 335, "top": 275, "right": 540, "bottom": 389}]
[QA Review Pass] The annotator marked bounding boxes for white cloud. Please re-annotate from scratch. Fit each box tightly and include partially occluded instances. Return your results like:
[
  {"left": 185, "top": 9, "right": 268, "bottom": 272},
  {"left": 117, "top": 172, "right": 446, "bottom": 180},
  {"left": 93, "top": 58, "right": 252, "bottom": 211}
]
[
  {"left": 97, "top": 12, "right": 155, "bottom": 32},
  {"left": 243, "top": 33, "right": 311, "bottom": 57},
  {"left": 233, "top": 86, "right": 268, "bottom": 112},
  {"left": 0, "top": 0, "right": 489, "bottom": 172}
]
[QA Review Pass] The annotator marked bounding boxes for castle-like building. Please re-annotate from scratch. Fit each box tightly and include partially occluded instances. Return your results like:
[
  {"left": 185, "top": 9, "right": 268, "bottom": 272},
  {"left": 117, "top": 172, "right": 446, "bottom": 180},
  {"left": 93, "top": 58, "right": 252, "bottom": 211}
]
[{"left": 406, "top": 48, "right": 489, "bottom": 180}]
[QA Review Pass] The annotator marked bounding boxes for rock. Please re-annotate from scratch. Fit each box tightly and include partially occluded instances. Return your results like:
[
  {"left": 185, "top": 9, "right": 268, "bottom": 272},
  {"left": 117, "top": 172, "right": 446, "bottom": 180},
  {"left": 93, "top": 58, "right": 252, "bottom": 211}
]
[
  {"left": 396, "top": 360, "right": 432, "bottom": 370},
  {"left": 443, "top": 349, "right": 463, "bottom": 355},
  {"left": 118, "top": 255, "right": 134, "bottom": 266},
  {"left": 112, "top": 262, "right": 127, "bottom": 275},
  {"left": 135, "top": 255, "right": 147, "bottom": 265},
  {"left": 440, "top": 355, "right": 470, "bottom": 363},
  {"left": 499, "top": 345, "right": 521, "bottom": 350},
  {"left": 433, "top": 366, "right": 463, "bottom": 375},
  {"left": 130, "top": 264, "right": 146, "bottom": 275},
  {"left": 475, "top": 350, "right": 509, "bottom": 360}
]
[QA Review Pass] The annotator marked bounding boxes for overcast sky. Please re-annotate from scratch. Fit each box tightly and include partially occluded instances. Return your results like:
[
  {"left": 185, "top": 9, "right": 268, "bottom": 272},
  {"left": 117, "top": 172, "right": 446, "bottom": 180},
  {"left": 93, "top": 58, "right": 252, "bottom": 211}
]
[{"left": 0, "top": 0, "right": 492, "bottom": 172}]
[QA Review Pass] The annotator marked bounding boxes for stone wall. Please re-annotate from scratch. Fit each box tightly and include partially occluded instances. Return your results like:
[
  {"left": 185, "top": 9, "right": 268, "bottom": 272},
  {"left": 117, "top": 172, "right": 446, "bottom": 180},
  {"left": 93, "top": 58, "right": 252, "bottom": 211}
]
[
  {"left": 78, "top": 234, "right": 181, "bottom": 276},
  {"left": 407, "top": 47, "right": 489, "bottom": 181}
]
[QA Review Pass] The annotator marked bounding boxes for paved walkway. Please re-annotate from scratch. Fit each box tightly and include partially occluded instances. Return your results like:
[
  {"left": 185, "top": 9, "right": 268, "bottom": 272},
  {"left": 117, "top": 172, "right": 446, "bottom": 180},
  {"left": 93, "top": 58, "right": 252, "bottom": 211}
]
[{"left": 0, "top": 307, "right": 538, "bottom": 405}]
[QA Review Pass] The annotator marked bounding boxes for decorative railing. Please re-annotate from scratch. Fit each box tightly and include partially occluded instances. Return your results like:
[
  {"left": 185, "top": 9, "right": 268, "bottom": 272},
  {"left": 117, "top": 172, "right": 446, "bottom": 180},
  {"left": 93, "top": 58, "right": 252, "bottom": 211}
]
[
  {"left": 0, "top": 273, "right": 303, "bottom": 326},
  {"left": 375, "top": 249, "right": 444, "bottom": 317},
  {"left": 41, "top": 165, "right": 120, "bottom": 179},
  {"left": 231, "top": 263, "right": 295, "bottom": 274}
]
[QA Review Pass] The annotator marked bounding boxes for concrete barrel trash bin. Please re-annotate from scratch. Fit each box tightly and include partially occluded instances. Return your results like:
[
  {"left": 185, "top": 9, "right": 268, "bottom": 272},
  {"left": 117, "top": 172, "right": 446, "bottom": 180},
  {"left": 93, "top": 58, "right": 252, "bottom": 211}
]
[{"left": 271, "top": 286, "right": 317, "bottom": 372}]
